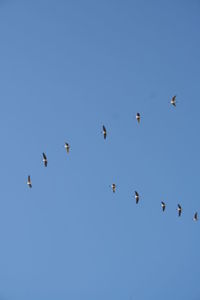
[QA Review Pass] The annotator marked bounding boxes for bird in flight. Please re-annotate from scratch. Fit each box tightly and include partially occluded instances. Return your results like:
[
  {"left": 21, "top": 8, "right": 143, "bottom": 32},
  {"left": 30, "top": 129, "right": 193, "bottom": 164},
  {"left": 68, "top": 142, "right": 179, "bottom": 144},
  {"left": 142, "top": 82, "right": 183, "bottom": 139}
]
[
  {"left": 110, "top": 183, "right": 116, "bottom": 193},
  {"left": 136, "top": 113, "right": 141, "bottom": 123},
  {"left": 193, "top": 212, "right": 198, "bottom": 221},
  {"left": 42, "top": 153, "right": 48, "bottom": 167},
  {"left": 64, "top": 143, "right": 70, "bottom": 153},
  {"left": 161, "top": 201, "right": 166, "bottom": 212},
  {"left": 135, "top": 191, "right": 139, "bottom": 204},
  {"left": 102, "top": 125, "right": 107, "bottom": 139},
  {"left": 27, "top": 175, "right": 32, "bottom": 188},
  {"left": 177, "top": 204, "right": 182, "bottom": 217},
  {"left": 171, "top": 95, "right": 177, "bottom": 107}
]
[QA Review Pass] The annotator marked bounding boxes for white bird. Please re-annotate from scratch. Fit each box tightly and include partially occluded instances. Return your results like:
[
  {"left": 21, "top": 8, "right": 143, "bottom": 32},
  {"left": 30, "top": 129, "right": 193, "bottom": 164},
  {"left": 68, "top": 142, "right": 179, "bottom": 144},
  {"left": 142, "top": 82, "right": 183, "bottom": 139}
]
[
  {"left": 161, "top": 201, "right": 166, "bottom": 212},
  {"left": 102, "top": 125, "right": 107, "bottom": 139},
  {"left": 177, "top": 204, "right": 182, "bottom": 217},
  {"left": 42, "top": 152, "right": 48, "bottom": 167},
  {"left": 27, "top": 175, "right": 32, "bottom": 188},
  {"left": 136, "top": 113, "right": 141, "bottom": 123},
  {"left": 110, "top": 183, "right": 116, "bottom": 193},
  {"left": 193, "top": 212, "right": 198, "bottom": 221},
  {"left": 64, "top": 143, "right": 70, "bottom": 153},
  {"left": 135, "top": 191, "right": 139, "bottom": 204},
  {"left": 171, "top": 95, "right": 177, "bottom": 107}
]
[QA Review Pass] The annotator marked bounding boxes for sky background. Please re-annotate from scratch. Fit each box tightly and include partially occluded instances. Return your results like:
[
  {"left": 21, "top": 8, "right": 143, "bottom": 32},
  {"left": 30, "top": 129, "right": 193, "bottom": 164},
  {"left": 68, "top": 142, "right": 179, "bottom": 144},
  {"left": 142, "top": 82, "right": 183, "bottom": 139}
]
[{"left": 0, "top": 0, "right": 200, "bottom": 299}]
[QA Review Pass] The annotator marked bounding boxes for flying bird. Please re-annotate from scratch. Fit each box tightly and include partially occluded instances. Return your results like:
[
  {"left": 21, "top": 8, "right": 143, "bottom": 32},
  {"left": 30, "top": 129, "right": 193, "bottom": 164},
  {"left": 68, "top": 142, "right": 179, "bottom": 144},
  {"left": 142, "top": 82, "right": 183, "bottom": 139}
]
[
  {"left": 193, "top": 212, "right": 198, "bottom": 221},
  {"left": 27, "top": 175, "right": 32, "bottom": 188},
  {"left": 110, "top": 183, "right": 116, "bottom": 193},
  {"left": 102, "top": 125, "right": 107, "bottom": 139},
  {"left": 135, "top": 191, "right": 139, "bottom": 204},
  {"left": 161, "top": 201, "right": 166, "bottom": 212},
  {"left": 64, "top": 143, "right": 70, "bottom": 153},
  {"left": 42, "top": 152, "right": 48, "bottom": 167},
  {"left": 136, "top": 113, "right": 140, "bottom": 123},
  {"left": 171, "top": 95, "right": 176, "bottom": 107},
  {"left": 177, "top": 204, "right": 182, "bottom": 217}
]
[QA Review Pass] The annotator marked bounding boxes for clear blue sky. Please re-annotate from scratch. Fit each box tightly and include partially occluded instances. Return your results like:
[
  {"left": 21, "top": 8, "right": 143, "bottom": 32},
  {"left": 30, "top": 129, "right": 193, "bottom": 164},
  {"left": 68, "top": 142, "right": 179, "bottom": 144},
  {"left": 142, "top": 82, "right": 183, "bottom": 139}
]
[{"left": 0, "top": 0, "right": 199, "bottom": 299}]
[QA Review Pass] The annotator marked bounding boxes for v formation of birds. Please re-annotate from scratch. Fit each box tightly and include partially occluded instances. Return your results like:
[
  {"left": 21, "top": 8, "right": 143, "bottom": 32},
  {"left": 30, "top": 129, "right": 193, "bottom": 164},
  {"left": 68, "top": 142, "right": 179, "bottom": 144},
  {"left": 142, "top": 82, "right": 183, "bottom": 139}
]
[{"left": 27, "top": 96, "right": 198, "bottom": 222}]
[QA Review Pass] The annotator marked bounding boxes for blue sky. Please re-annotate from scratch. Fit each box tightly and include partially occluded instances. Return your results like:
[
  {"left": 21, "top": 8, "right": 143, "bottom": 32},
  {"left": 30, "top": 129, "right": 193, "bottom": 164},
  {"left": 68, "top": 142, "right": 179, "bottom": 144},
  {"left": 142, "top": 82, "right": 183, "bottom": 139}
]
[{"left": 0, "top": 0, "right": 200, "bottom": 299}]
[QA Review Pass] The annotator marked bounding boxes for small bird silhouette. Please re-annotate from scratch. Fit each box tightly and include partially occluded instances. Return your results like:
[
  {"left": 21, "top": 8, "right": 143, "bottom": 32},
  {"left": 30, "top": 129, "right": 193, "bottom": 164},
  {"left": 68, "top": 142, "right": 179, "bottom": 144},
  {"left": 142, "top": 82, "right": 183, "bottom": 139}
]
[
  {"left": 161, "top": 201, "right": 166, "bottom": 212},
  {"left": 171, "top": 95, "right": 176, "bottom": 107},
  {"left": 177, "top": 204, "right": 182, "bottom": 217},
  {"left": 110, "top": 183, "right": 116, "bottom": 193},
  {"left": 102, "top": 125, "right": 107, "bottom": 139},
  {"left": 27, "top": 175, "right": 32, "bottom": 188},
  {"left": 193, "top": 212, "right": 198, "bottom": 221},
  {"left": 136, "top": 113, "right": 140, "bottom": 123},
  {"left": 42, "top": 153, "right": 48, "bottom": 167},
  {"left": 64, "top": 143, "right": 70, "bottom": 153},
  {"left": 135, "top": 191, "right": 139, "bottom": 204}
]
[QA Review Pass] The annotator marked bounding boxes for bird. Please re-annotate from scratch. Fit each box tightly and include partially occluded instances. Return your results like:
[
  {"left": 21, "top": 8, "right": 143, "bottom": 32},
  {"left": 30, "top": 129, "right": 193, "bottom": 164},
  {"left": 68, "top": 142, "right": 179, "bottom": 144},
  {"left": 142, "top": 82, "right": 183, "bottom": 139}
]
[
  {"left": 110, "top": 183, "right": 116, "bottom": 193},
  {"left": 27, "top": 175, "right": 32, "bottom": 188},
  {"left": 136, "top": 113, "right": 140, "bottom": 123},
  {"left": 161, "top": 201, "right": 166, "bottom": 212},
  {"left": 177, "top": 204, "right": 182, "bottom": 217},
  {"left": 193, "top": 212, "right": 198, "bottom": 221},
  {"left": 64, "top": 142, "right": 70, "bottom": 153},
  {"left": 171, "top": 95, "right": 176, "bottom": 107},
  {"left": 42, "top": 152, "right": 48, "bottom": 167},
  {"left": 102, "top": 125, "right": 107, "bottom": 139},
  {"left": 135, "top": 191, "right": 139, "bottom": 204}
]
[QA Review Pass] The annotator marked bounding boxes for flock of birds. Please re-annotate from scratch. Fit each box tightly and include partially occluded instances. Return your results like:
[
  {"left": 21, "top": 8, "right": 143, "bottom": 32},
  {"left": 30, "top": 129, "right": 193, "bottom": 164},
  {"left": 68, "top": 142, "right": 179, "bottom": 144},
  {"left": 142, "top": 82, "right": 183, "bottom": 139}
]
[{"left": 27, "top": 95, "right": 198, "bottom": 222}]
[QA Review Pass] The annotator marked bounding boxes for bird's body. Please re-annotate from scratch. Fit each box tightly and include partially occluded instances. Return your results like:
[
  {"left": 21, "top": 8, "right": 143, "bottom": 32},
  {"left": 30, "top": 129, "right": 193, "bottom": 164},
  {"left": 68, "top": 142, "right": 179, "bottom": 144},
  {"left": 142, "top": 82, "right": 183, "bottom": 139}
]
[
  {"left": 102, "top": 125, "right": 107, "bottom": 139},
  {"left": 136, "top": 113, "right": 140, "bottom": 123},
  {"left": 27, "top": 175, "right": 32, "bottom": 188},
  {"left": 161, "top": 201, "right": 166, "bottom": 212},
  {"left": 111, "top": 183, "right": 116, "bottom": 193},
  {"left": 135, "top": 191, "right": 139, "bottom": 204},
  {"left": 64, "top": 143, "right": 70, "bottom": 153},
  {"left": 193, "top": 212, "right": 198, "bottom": 221},
  {"left": 177, "top": 204, "right": 182, "bottom": 217},
  {"left": 42, "top": 152, "right": 48, "bottom": 167},
  {"left": 171, "top": 95, "right": 176, "bottom": 107}
]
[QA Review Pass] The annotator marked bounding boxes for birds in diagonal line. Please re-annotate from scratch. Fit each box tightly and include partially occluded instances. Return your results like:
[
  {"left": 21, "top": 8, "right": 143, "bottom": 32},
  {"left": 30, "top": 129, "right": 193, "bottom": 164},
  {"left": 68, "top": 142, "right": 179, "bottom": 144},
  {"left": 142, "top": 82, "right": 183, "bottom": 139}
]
[{"left": 25, "top": 98, "right": 199, "bottom": 225}]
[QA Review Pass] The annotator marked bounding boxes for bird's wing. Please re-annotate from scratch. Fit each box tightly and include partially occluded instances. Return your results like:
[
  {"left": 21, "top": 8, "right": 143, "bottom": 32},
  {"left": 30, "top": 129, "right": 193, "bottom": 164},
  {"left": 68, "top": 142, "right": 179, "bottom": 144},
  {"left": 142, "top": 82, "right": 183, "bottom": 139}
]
[
  {"left": 178, "top": 205, "right": 182, "bottom": 216},
  {"left": 172, "top": 95, "right": 176, "bottom": 101}
]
